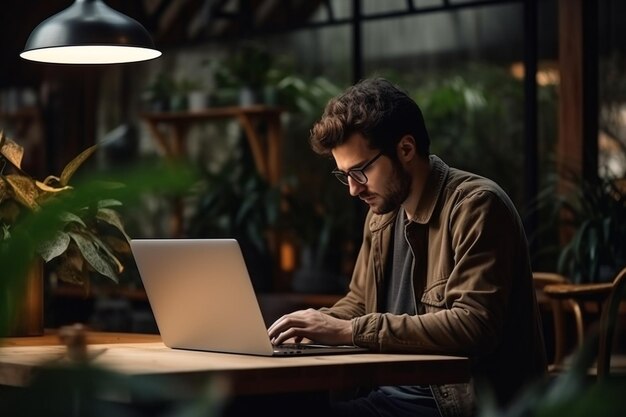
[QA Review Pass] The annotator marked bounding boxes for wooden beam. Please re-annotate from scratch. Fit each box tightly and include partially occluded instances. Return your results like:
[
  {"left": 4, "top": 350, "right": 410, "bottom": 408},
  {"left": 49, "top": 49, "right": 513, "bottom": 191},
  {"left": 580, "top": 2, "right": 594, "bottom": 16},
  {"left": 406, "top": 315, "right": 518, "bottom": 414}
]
[
  {"left": 557, "top": 0, "right": 598, "bottom": 178},
  {"left": 558, "top": 0, "right": 584, "bottom": 175}
]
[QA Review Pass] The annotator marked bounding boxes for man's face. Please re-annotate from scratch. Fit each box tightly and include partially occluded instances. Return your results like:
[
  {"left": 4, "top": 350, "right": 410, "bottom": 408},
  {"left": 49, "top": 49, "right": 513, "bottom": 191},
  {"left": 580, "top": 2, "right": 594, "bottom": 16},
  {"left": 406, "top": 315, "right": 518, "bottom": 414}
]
[{"left": 331, "top": 133, "right": 411, "bottom": 214}]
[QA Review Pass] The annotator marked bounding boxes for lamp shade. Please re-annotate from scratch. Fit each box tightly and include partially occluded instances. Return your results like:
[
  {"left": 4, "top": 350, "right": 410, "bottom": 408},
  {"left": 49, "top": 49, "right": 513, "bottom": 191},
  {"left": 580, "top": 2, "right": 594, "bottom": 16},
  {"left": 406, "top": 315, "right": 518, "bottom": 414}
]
[{"left": 20, "top": 0, "right": 161, "bottom": 64}]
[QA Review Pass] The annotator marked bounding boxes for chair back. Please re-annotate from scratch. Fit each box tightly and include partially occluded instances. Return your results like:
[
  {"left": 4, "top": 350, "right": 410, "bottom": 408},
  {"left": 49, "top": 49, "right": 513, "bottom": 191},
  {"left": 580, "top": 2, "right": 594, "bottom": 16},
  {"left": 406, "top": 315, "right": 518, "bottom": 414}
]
[
  {"left": 598, "top": 266, "right": 626, "bottom": 379},
  {"left": 533, "top": 272, "right": 584, "bottom": 369}
]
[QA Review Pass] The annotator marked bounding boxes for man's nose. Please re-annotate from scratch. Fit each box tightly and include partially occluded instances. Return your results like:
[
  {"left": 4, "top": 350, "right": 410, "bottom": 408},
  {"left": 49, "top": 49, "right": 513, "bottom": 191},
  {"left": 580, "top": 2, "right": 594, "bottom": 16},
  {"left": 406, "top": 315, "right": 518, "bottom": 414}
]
[{"left": 348, "top": 176, "right": 365, "bottom": 196}]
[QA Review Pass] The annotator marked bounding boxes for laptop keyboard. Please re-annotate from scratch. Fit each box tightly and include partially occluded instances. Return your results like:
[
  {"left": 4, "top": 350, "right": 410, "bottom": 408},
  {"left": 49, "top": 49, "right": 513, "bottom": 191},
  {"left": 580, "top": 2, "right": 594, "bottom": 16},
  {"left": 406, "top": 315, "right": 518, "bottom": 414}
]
[{"left": 274, "top": 343, "right": 320, "bottom": 354}]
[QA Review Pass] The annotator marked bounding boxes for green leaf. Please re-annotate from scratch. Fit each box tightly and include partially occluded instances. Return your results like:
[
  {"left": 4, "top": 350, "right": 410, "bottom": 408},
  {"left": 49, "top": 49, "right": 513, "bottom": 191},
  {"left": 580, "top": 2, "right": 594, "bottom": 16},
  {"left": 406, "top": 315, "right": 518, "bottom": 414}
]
[
  {"left": 59, "top": 211, "right": 87, "bottom": 227},
  {"left": 68, "top": 231, "right": 118, "bottom": 283},
  {"left": 87, "top": 230, "right": 124, "bottom": 274},
  {"left": 95, "top": 208, "right": 130, "bottom": 241},
  {"left": 37, "top": 231, "right": 71, "bottom": 262},
  {"left": 97, "top": 199, "right": 123, "bottom": 209}
]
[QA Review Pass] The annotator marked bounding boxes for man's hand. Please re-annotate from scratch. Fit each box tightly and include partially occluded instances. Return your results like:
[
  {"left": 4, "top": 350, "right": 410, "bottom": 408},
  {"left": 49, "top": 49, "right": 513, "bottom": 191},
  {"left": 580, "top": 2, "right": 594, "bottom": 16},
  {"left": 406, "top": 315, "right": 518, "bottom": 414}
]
[{"left": 267, "top": 309, "right": 353, "bottom": 346}]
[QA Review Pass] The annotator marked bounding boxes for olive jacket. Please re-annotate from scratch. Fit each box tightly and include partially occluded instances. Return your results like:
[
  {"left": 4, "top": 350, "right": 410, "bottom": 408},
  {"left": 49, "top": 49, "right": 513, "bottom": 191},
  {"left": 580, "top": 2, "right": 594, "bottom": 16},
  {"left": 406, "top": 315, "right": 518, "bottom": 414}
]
[{"left": 320, "top": 155, "right": 547, "bottom": 417}]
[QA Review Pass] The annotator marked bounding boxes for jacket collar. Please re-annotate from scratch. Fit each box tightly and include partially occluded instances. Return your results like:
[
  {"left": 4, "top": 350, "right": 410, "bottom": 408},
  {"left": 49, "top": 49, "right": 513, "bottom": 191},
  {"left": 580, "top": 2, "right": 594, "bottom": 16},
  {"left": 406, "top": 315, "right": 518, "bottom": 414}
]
[
  {"left": 411, "top": 155, "right": 448, "bottom": 224},
  {"left": 368, "top": 155, "right": 449, "bottom": 231}
]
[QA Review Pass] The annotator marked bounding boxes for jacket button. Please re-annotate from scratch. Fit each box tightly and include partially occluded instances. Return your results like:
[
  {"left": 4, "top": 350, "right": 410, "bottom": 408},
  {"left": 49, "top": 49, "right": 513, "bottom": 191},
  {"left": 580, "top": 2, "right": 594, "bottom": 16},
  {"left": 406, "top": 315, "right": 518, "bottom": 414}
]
[
  {"left": 436, "top": 294, "right": 443, "bottom": 301},
  {"left": 442, "top": 392, "right": 449, "bottom": 398}
]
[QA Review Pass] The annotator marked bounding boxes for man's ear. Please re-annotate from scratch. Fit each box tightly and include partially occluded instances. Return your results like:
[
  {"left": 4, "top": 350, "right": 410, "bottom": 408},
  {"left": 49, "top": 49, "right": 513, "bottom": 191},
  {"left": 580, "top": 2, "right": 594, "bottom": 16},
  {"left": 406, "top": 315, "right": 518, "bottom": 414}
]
[{"left": 396, "top": 135, "right": 417, "bottom": 162}]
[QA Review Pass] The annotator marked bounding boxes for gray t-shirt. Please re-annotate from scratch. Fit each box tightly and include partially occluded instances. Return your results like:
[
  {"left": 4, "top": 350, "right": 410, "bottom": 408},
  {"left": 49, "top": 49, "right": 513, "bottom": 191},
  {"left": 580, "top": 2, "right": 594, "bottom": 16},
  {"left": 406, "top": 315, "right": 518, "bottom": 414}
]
[{"left": 378, "top": 213, "right": 435, "bottom": 404}]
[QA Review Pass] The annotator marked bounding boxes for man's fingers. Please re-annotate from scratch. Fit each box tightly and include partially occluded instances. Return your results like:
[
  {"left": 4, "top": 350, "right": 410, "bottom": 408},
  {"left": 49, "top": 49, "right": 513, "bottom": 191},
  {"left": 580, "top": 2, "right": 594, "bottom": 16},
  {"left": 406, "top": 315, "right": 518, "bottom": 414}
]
[
  {"left": 268, "top": 312, "right": 309, "bottom": 339},
  {"left": 272, "top": 327, "right": 306, "bottom": 346}
]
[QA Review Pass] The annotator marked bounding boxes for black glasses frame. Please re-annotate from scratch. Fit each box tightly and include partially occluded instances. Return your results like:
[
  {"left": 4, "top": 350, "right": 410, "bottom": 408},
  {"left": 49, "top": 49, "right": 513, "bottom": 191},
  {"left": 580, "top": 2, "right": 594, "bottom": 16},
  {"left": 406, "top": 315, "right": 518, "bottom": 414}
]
[{"left": 331, "top": 152, "right": 383, "bottom": 186}]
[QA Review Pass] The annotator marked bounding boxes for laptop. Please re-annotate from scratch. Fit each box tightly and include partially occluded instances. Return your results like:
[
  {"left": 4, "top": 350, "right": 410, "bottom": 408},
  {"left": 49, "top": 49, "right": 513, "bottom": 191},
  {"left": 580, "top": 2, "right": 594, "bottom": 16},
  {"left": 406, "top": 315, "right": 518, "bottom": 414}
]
[{"left": 130, "top": 238, "right": 368, "bottom": 356}]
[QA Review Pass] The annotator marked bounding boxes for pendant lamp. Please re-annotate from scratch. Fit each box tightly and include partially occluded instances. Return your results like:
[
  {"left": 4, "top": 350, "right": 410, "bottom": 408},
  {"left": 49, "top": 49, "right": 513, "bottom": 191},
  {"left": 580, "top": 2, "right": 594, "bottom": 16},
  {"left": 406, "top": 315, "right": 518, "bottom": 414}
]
[{"left": 20, "top": 0, "right": 161, "bottom": 64}]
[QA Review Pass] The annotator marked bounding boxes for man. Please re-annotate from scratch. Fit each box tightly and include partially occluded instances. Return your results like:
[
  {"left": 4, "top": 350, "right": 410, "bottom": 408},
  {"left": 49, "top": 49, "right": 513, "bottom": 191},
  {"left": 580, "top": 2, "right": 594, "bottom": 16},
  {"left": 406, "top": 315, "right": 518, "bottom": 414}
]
[{"left": 268, "top": 78, "right": 547, "bottom": 417}]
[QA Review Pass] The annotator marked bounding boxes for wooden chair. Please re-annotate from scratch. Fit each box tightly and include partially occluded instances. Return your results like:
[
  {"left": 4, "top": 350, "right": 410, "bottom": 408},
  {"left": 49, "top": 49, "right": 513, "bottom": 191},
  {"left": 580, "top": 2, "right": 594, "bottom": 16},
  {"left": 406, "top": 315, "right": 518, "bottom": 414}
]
[
  {"left": 543, "top": 266, "right": 626, "bottom": 379},
  {"left": 533, "top": 272, "right": 584, "bottom": 371}
]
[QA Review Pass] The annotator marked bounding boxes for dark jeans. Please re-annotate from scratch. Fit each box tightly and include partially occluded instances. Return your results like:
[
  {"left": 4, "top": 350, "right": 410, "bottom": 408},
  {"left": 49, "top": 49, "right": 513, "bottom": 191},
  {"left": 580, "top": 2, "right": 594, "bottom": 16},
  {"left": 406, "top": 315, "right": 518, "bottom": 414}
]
[
  {"left": 331, "top": 389, "right": 441, "bottom": 417},
  {"left": 222, "top": 389, "right": 441, "bottom": 417}
]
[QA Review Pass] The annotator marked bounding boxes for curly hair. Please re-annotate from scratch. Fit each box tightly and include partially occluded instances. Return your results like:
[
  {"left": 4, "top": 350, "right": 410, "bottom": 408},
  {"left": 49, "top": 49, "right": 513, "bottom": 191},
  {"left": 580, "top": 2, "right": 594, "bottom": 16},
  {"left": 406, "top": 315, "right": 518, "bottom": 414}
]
[{"left": 309, "top": 78, "right": 430, "bottom": 158}]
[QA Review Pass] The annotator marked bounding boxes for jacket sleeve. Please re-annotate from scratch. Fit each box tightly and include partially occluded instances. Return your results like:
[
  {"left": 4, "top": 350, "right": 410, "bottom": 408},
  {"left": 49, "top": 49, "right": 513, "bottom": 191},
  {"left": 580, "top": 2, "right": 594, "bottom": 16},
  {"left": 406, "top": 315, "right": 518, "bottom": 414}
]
[{"left": 351, "top": 189, "right": 520, "bottom": 355}]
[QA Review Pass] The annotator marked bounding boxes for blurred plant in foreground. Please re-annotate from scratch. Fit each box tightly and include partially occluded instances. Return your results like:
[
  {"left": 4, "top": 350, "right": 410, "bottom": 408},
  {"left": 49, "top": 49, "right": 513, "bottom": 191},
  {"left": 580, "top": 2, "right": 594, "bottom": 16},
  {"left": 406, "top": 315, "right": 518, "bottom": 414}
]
[{"left": 0, "top": 160, "right": 196, "bottom": 337}]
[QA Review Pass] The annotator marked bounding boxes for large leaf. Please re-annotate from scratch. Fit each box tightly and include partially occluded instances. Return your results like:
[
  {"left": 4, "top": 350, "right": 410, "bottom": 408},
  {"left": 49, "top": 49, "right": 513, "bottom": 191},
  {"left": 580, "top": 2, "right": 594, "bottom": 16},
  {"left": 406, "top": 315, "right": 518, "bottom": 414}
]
[
  {"left": 86, "top": 230, "right": 124, "bottom": 274},
  {"left": 102, "top": 235, "right": 131, "bottom": 254},
  {"left": 96, "top": 207, "right": 130, "bottom": 241},
  {"left": 68, "top": 231, "right": 118, "bottom": 283},
  {"left": 55, "top": 255, "right": 87, "bottom": 286},
  {"left": 37, "top": 231, "right": 71, "bottom": 262},
  {"left": 59, "top": 144, "right": 98, "bottom": 187},
  {"left": 0, "top": 133, "right": 24, "bottom": 170},
  {"left": 59, "top": 211, "right": 87, "bottom": 227},
  {"left": 5, "top": 174, "right": 39, "bottom": 209}
]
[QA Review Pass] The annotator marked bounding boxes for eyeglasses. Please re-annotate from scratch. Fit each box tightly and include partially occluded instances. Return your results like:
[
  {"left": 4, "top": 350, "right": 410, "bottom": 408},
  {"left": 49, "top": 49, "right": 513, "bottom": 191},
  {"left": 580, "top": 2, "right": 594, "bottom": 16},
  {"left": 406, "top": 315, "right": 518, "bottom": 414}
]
[{"left": 332, "top": 152, "right": 383, "bottom": 186}]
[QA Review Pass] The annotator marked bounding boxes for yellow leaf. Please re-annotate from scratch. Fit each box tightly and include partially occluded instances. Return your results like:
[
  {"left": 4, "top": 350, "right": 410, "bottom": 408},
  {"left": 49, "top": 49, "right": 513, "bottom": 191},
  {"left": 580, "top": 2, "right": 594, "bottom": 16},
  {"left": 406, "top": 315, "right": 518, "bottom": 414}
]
[
  {"left": 0, "top": 133, "right": 24, "bottom": 170},
  {"left": 35, "top": 180, "right": 72, "bottom": 193},
  {"left": 43, "top": 175, "right": 61, "bottom": 186},
  {"left": 5, "top": 175, "right": 39, "bottom": 209},
  {"left": 60, "top": 144, "right": 98, "bottom": 186},
  {"left": 0, "top": 176, "right": 11, "bottom": 201}
]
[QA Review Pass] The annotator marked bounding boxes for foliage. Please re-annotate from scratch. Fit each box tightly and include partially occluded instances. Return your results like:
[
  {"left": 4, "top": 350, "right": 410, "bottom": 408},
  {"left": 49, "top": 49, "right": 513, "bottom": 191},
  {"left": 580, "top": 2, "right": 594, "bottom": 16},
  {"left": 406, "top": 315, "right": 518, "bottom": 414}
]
[
  {"left": 143, "top": 72, "right": 202, "bottom": 111},
  {"left": 214, "top": 43, "right": 274, "bottom": 90},
  {"left": 274, "top": 75, "right": 342, "bottom": 126},
  {"left": 370, "top": 65, "right": 556, "bottom": 209},
  {"left": 270, "top": 73, "right": 351, "bottom": 268},
  {"left": 531, "top": 171, "right": 626, "bottom": 283},
  {"left": 0, "top": 360, "right": 222, "bottom": 417},
  {"left": 0, "top": 162, "right": 195, "bottom": 336},
  {"left": 410, "top": 67, "right": 527, "bottom": 205},
  {"left": 0, "top": 132, "right": 132, "bottom": 288},
  {"left": 478, "top": 308, "right": 626, "bottom": 417},
  {"left": 186, "top": 151, "right": 281, "bottom": 257},
  {"left": 185, "top": 148, "right": 281, "bottom": 291},
  {"left": 282, "top": 176, "right": 356, "bottom": 272},
  {"left": 143, "top": 72, "right": 176, "bottom": 105}
]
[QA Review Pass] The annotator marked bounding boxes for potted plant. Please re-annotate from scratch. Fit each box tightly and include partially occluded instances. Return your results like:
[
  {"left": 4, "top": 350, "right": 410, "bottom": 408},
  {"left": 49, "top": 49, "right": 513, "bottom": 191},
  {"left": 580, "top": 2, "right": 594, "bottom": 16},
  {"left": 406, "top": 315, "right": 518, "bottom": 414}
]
[
  {"left": 0, "top": 132, "right": 130, "bottom": 334},
  {"left": 283, "top": 177, "right": 356, "bottom": 294},
  {"left": 214, "top": 43, "right": 274, "bottom": 106},
  {"left": 186, "top": 150, "right": 281, "bottom": 291},
  {"left": 531, "top": 170, "right": 626, "bottom": 284},
  {"left": 142, "top": 71, "right": 176, "bottom": 112}
]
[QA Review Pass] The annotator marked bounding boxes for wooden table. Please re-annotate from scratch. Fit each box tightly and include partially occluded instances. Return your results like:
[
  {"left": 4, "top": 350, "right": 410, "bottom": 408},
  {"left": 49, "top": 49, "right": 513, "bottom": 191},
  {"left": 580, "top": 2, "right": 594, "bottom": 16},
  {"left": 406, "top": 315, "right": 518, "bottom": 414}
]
[{"left": 0, "top": 332, "right": 470, "bottom": 397}]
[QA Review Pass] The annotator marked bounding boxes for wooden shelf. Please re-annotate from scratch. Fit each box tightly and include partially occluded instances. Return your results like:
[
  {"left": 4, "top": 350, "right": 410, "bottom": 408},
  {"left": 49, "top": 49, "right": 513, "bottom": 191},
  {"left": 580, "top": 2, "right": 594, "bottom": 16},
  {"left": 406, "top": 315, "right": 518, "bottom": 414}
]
[
  {"left": 140, "top": 105, "right": 285, "bottom": 238},
  {"left": 140, "top": 105, "right": 284, "bottom": 184}
]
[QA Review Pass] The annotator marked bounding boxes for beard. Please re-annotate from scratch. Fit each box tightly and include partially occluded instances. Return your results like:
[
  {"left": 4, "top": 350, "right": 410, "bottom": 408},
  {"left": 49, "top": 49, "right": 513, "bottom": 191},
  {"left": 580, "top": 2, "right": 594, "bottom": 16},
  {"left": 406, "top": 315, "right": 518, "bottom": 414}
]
[{"left": 361, "top": 160, "right": 411, "bottom": 215}]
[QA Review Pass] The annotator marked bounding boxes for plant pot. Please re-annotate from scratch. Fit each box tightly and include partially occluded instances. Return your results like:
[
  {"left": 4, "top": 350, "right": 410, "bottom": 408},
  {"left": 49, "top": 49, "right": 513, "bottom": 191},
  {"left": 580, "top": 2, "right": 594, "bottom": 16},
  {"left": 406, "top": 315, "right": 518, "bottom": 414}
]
[
  {"left": 9, "top": 260, "right": 44, "bottom": 337},
  {"left": 238, "top": 86, "right": 260, "bottom": 107},
  {"left": 188, "top": 91, "right": 211, "bottom": 111}
]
